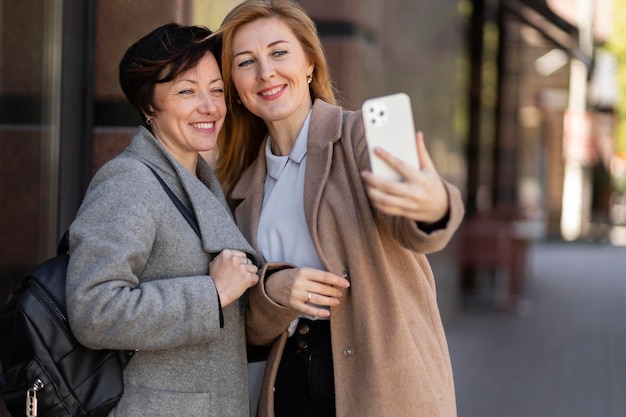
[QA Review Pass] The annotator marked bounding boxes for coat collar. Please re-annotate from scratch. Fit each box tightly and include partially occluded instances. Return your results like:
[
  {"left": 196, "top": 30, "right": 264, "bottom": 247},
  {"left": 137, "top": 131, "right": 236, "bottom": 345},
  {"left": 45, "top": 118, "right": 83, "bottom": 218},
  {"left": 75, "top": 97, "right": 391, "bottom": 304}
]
[
  {"left": 232, "top": 99, "right": 344, "bottom": 198},
  {"left": 302, "top": 100, "right": 343, "bottom": 246},
  {"left": 231, "top": 99, "right": 344, "bottom": 260},
  {"left": 128, "top": 127, "right": 257, "bottom": 261},
  {"left": 306, "top": 99, "right": 344, "bottom": 149}
]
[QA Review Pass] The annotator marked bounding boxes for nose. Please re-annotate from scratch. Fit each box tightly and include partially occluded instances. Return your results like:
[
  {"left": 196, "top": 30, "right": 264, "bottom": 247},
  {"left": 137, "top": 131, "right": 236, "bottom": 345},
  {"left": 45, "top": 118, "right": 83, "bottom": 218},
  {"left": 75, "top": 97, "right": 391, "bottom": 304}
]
[
  {"left": 256, "top": 57, "right": 275, "bottom": 81},
  {"left": 198, "top": 93, "right": 218, "bottom": 114}
]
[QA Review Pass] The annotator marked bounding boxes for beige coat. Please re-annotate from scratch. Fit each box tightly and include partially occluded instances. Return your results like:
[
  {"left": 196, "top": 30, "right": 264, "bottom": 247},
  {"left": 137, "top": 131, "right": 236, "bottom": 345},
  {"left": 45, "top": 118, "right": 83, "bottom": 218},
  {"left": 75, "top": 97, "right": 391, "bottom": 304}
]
[{"left": 231, "top": 100, "right": 464, "bottom": 417}]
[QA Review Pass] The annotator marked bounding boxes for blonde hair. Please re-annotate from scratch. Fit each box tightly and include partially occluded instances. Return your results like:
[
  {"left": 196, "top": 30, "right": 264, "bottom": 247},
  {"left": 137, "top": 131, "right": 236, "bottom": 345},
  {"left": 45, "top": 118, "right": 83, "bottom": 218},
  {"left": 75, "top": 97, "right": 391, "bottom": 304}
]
[{"left": 214, "top": 0, "right": 337, "bottom": 194}]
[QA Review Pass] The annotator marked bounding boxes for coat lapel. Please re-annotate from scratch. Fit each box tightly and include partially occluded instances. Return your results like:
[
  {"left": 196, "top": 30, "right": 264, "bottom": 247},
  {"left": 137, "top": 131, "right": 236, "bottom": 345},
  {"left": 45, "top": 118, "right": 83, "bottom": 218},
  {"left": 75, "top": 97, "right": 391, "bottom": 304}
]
[
  {"left": 181, "top": 164, "right": 256, "bottom": 258},
  {"left": 128, "top": 127, "right": 257, "bottom": 262},
  {"left": 230, "top": 100, "right": 344, "bottom": 265},
  {"left": 231, "top": 145, "right": 268, "bottom": 262},
  {"left": 302, "top": 100, "right": 344, "bottom": 262}
]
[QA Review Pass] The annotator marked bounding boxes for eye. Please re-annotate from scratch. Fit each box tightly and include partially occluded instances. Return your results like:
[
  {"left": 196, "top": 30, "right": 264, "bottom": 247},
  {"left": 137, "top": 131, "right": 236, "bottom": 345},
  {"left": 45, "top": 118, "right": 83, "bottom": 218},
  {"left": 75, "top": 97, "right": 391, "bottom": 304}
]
[
  {"left": 237, "top": 58, "right": 255, "bottom": 68},
  {"left": 272, "top": 49, "right": 288, "bottom": 58},
  {"left": 178, "top": 89, "right": 194, "bottom": 95}
]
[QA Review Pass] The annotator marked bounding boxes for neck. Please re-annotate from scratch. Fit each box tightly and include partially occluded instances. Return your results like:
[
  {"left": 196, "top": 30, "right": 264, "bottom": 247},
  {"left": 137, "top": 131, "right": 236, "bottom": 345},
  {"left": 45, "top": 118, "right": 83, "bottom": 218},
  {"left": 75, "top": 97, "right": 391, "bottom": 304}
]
[
  {"left": 170, "top": 151, "right": 198, "bottom": 177},
  {"left": 152, "top": 130, "right": 199, "bottom": 176},
  {"left": 266, "top": 102, "right": 312, "bottom": 156}
]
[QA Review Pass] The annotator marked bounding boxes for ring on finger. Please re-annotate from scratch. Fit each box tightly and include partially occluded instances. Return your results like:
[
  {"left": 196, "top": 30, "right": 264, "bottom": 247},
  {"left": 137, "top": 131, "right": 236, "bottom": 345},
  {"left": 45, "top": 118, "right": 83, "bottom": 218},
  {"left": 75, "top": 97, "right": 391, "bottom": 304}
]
[{"left": 307, "top": 292, "right": 312, "bottom": 302}]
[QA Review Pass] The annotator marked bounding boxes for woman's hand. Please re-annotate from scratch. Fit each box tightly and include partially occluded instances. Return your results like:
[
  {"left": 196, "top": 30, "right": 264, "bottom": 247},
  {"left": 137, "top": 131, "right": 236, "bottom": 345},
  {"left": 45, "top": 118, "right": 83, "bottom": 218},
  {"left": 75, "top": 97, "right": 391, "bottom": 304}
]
[
  {"left": 360, "top": 131, "right": 449, "bottom": 224},
  {"left": 210, "top": 249, "right": 259, "bottom": 307},
  {"left": 265, "top": 267, "right": 350, "bottom": 318}
]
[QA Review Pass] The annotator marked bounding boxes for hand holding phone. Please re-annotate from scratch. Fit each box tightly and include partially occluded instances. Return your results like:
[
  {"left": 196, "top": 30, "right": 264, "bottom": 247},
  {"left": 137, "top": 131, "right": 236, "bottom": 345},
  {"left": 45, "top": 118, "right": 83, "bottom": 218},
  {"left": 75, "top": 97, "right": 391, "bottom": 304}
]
[{"left": 362, "top": 93, "right": 420, "bottom": 181}]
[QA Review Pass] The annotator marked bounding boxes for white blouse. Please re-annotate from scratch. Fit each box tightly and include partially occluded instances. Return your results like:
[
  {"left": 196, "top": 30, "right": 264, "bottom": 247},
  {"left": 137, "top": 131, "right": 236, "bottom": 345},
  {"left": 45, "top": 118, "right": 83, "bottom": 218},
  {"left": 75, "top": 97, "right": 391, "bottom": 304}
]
[{"left": 257, "top": 112, "right": 328, "bottom": 335}]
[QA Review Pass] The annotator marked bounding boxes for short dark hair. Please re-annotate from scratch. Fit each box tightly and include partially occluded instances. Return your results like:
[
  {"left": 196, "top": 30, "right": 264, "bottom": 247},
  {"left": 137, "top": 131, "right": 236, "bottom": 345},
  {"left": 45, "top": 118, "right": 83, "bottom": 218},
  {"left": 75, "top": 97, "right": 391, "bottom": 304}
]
[{"left": 119, "top": 23, "right": 221, "bottom": 123}]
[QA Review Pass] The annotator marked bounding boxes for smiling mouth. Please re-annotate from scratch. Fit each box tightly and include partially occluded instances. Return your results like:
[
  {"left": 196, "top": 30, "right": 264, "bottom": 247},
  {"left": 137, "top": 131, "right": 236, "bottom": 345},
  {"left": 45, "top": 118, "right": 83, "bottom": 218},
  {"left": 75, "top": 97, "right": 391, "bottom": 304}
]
[
  {"left": 259, "top": 85, "right": 284, "bottom": 97},
  {"left": 191, "top": 122, "right": 215, "bottom": 129}
]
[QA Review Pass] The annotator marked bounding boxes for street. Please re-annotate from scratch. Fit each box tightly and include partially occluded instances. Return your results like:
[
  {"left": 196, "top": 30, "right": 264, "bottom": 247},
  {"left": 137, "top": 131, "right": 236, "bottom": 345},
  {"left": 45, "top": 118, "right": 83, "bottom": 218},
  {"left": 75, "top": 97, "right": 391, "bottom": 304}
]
[{"left": 447, "top": 240, "right": 626, "bottom": 417}]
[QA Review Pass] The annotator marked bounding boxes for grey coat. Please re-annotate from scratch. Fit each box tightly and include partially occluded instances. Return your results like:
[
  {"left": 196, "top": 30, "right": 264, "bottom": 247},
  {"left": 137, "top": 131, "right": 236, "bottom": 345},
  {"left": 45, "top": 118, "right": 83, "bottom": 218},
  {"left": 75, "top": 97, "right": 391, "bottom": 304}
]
[{"left": 66, "top": 127, "right": 257, "bottom": 417}]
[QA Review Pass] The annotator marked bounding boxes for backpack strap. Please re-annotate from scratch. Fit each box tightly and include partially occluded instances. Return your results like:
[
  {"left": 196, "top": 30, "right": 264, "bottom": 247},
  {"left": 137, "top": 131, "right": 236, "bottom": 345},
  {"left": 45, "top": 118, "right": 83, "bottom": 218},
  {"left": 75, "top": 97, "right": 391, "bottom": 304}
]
[
  {"left": 60, "top": 164, "right": 202, "bottom": 248},
  {"left": 142, "top": 163, "right": 201, "bottom": 238},
  {"left": 57, "top": 231, "right": 70, "bottom": 256},
  {"left": 143, "top": 163, "right": 224, "bottom": 327}
]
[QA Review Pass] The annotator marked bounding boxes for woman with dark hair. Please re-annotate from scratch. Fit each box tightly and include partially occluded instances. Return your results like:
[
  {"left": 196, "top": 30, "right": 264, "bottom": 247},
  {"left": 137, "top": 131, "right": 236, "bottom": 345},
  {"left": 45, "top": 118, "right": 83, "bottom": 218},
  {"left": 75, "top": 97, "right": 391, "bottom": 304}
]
[
  {"left": 215, "top": 1, "right": 464, "bottom": 416},
  {"left": 66, "top": 23, "right": 258, "bottom": 417}
]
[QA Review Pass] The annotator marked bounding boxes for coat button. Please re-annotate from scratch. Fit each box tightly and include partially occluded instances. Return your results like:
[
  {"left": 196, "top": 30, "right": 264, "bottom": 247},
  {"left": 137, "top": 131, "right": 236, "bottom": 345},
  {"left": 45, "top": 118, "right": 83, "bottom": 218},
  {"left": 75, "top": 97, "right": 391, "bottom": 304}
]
[
  {"left": 343, "top": 347, "right": 353, "bottom": 357},
  {"left": 342, "top": 271, "right": 350, "bottom": 282},
  {"left": 298, "top": 340, "right": 309, "bottom": 350},
  {"left": 298, "top": 324, "right": 310, "bottom": 335}
]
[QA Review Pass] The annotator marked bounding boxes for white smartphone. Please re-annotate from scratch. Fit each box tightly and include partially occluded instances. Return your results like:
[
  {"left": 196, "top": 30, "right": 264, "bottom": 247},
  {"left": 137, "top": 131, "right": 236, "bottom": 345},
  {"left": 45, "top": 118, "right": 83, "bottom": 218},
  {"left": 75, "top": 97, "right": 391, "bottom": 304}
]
[{"left": 362, "top": 93, "right": 420, "bottom": 181}]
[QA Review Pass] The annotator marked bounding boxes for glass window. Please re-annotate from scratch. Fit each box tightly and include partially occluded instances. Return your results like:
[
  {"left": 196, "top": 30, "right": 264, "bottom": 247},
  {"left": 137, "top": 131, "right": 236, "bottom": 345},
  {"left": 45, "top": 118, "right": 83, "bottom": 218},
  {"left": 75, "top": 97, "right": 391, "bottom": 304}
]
[{"left": 0, "top": 0, "right": 63, "bottom": 299}]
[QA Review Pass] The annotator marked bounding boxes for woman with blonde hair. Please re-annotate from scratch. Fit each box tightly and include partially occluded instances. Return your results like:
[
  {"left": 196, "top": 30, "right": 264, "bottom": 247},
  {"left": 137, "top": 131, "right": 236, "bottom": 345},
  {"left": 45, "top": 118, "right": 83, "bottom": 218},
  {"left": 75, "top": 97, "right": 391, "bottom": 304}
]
[{"left": 216, "top": 1, "right": 464, "bottom": 416}]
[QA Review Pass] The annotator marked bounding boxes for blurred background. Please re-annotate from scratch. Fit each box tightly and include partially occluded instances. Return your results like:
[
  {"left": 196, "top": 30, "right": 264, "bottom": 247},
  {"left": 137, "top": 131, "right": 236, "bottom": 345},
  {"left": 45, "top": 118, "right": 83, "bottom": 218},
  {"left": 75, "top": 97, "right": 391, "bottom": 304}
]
[{"left": 0, "top": 0, "right": 624, "bottom": 416}]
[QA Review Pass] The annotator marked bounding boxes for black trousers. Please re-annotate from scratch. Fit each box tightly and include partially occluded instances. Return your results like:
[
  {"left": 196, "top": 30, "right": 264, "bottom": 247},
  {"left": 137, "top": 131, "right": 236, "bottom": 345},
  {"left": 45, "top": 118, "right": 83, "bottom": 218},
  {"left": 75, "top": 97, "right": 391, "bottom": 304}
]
[{"left": 274, "top": 319, "right": 336, "bottom": 417}]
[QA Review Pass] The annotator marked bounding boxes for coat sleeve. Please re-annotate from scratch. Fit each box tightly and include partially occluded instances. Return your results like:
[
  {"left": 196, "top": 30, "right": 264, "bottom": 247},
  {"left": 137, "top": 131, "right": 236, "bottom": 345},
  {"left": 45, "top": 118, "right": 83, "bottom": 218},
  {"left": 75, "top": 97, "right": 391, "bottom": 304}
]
[
  {"left": 383, "top": 180, "right": 464, "bottom": 253},
  {"left": 245, "top": 262, "right": 300, "bottom": 346},
  {"left": 348, "top": 110, "right": 465, "bottom": 254},
  {"left": 66, "top": 159, "right": 222, "bottom": 351}
]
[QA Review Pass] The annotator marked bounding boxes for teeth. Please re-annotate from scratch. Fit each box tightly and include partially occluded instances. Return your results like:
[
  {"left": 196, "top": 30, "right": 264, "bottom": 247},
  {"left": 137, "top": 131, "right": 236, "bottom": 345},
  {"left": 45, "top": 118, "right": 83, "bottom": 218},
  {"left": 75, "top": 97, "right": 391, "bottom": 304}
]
[
  {"left": 260, "top": 86, "right": 282, "bottom": 96},
  {"left": 193, "top": 122, "right": 214, "bottom": 129}
]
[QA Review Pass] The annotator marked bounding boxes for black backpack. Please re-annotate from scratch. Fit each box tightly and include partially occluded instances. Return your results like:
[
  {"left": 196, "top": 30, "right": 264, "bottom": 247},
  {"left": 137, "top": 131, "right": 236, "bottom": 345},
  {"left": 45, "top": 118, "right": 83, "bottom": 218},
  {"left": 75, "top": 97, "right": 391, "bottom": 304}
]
[
  {"left": 0, "top": 163, "right": 197, "bottom": 417},
  {"left": 0, "top": 233, "right": 134, "bottom": 417}
]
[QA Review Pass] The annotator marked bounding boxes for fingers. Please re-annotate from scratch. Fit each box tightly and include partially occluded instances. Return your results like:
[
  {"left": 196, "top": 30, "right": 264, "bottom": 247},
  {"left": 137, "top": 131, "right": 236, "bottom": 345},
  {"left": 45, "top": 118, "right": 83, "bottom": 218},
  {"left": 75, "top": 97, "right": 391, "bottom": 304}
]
[
  {"left": 210, "top": 249, "right": 259, "bottom": 283},
  {"left": 364, "top": 184, "right": 414, "bottom": 215},
  {"left": 361, "top": 165, "right": 418, "bottom": 216},
  {"left": 364, "top": 131, "right": 422, "bottom": 182},
  {"left": 292, "top": 290, "right": 333, "bottom": 318},
  {"left": 219, "top": 249, "right": 256, "bottom": 268},
  {"left": 359, "top": 131, "right": 450, "bottom": 221},
  {"left": 414, "top": 131, "right": 435, "bottom": 171},
  {"left": 266, "top": 267, "right": 350, "bottom": 317},
  {"left": 303, "top": 267, "right": 350, "bottom": 289},
  {"left": 363, "top": 131, "right": 438, "bottom": 184},
  {"left": 210, "top": 249, "right": 259, "bottom": 307}
]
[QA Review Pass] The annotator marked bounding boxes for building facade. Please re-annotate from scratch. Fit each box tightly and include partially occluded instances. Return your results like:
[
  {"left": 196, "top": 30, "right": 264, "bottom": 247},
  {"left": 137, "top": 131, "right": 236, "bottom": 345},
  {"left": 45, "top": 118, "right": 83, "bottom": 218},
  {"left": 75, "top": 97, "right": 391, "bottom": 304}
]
[
  {"left": 0, "top": 0, "right": 617, "bottom": 342},
  {"left": 0, "top": 0, "right": 468, "bottom": 324}
]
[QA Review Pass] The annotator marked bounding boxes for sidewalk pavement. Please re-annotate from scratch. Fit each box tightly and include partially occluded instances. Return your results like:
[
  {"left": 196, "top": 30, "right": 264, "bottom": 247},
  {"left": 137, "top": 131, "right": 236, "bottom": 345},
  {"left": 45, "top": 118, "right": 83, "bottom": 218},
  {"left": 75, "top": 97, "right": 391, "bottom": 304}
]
[{"left": 446, "top": 241, "right": 626, "bottom": 417}]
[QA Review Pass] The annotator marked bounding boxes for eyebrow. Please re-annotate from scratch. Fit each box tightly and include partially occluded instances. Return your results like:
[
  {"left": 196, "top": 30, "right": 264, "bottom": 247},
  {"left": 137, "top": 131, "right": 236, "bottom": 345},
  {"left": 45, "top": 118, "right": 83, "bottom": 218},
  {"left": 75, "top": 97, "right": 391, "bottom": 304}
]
[
  {"left": 175, "top": 77, "right": 223, "bottom": 85},
  {"left": 233, "top": 39, "right": 289, "bottom": 59}
]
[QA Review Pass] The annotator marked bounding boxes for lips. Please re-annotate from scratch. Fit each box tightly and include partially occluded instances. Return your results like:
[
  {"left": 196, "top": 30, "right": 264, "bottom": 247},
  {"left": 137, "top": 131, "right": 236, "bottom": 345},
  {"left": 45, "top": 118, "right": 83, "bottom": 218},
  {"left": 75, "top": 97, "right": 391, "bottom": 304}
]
[
  {"left": 258, "top": 85, "right": 285, "bottom": 99},
  {"left": 191, "top": 122, "right": 215, "bottom": 129}
]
